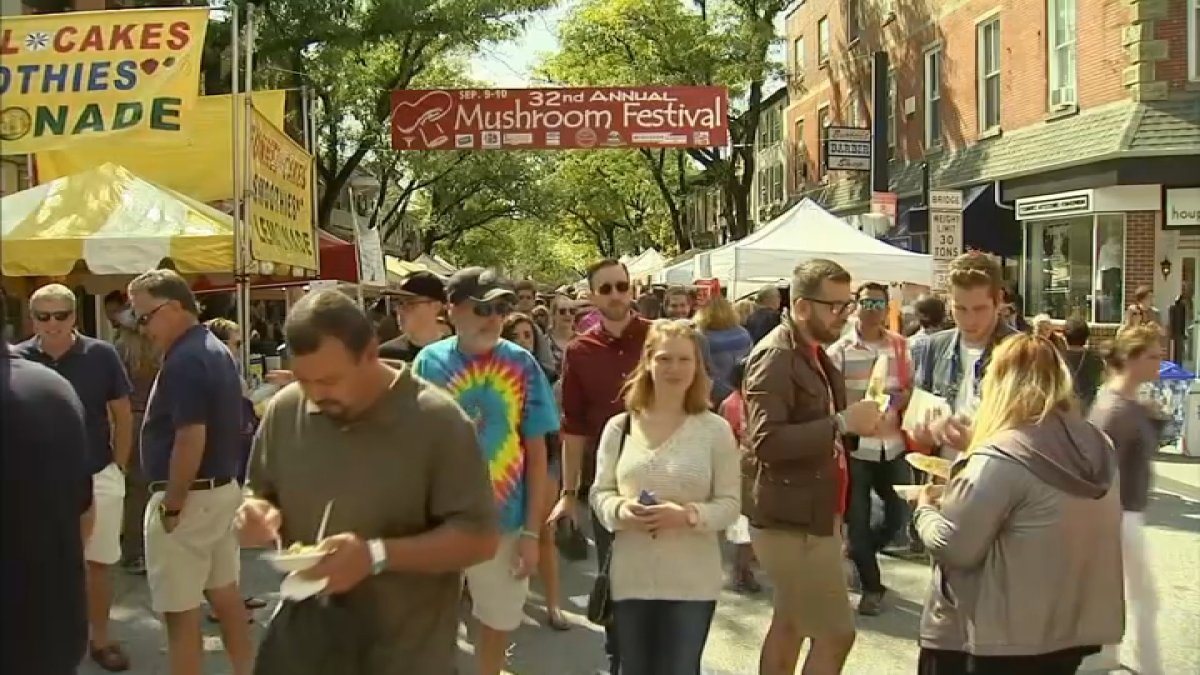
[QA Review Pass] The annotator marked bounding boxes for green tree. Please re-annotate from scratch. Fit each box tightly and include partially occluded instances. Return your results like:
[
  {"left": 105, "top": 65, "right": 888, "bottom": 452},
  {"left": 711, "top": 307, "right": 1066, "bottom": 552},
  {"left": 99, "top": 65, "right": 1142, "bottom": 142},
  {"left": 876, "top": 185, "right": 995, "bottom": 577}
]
[
  {"left": 232, "top": 0, "right": 555, "bottom": 228},
  {"left": 544, "top": 0, "right": 785, "bottom": 241}
]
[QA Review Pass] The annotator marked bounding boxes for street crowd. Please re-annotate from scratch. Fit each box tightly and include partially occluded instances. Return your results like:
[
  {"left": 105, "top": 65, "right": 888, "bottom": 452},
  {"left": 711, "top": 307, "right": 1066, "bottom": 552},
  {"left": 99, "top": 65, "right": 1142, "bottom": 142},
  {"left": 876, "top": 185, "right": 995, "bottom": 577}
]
[{"left": 1, "top": 250, "right": 1170, "bottom": 675}]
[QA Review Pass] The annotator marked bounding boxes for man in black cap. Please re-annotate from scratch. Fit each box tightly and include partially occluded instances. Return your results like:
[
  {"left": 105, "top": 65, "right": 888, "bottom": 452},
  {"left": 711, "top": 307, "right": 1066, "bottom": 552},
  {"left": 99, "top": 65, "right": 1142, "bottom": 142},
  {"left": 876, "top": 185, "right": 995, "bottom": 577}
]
[{"left": 379, "top": 271, "right": 449, "bottom": 363}]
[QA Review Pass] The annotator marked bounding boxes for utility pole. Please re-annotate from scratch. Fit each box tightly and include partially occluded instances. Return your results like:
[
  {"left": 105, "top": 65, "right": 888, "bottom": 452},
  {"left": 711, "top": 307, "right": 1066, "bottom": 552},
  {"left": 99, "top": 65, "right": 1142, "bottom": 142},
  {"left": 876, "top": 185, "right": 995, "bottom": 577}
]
[{"left": 870, "top": 51, "right": 890, "bottom": 195}]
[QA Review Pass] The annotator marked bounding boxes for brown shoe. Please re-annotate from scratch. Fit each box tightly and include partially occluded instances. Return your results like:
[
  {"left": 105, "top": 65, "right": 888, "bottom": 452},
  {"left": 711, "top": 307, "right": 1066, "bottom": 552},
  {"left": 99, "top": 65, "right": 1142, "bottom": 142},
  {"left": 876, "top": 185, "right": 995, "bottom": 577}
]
[
  {"left": 857, "top": 589, "right": 885, "bottom": 616},
  {"left": 90, "top": 643, "right": 131, "bottom": 672}
]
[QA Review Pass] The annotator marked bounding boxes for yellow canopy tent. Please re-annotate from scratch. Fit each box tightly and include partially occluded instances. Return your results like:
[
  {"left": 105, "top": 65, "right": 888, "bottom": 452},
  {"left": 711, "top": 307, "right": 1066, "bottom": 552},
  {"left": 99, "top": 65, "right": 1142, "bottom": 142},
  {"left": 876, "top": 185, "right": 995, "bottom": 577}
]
[{"left": 1, "top": 163, "right": 234, "bottom": 278}]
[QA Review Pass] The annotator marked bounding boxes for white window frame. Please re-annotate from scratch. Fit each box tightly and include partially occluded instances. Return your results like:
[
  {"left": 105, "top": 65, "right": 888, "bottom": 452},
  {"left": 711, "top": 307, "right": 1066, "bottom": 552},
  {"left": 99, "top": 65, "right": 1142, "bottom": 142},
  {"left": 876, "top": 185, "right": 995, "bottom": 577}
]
[
  {"left": 887, "top": 67, "right": 897, "bottom": 157},
  {"left": 923, "top": 45, "right": 943, "bottom": 149},
  {"left": 976, "top": 15, "right": 1001, "bottom": 133},
  {"left": 795, "top": 117, "right": 807, "bottom": 186},
  {"left": 846, "top": 0, "right": 861, "bottom": 43},
  {"left": 794, "top": 36, "right": 805, "bottom": 76},
  {"left": 1189, "top": 0, "right": 1199, "bottom": 81},
  {"left": 1047, "top": 0, "right": 1078, "bottom": 109},
  {"left": 818, "top": 16, "right": 830, "bottom": 65}
]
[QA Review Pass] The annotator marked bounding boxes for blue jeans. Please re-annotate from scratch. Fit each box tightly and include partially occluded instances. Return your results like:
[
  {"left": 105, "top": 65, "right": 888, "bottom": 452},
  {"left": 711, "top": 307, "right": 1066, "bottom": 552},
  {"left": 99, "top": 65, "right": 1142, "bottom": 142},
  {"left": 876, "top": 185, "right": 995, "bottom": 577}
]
[
  {"left": 848, "top": 455, "right": 909, "bottom": 593},
  {"left": 612, "top": 599, "right": 716, "bottom": 675}
]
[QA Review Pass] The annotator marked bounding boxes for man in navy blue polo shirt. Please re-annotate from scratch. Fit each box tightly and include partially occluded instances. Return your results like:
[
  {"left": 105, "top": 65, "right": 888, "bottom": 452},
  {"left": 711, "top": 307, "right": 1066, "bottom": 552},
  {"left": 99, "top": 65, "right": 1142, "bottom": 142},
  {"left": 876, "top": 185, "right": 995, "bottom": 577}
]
[
  {"left": 15, "top": 283, "right": 134, "bottom": 672},
  {"left": 128, "top": 269, "right": 253, "bottom": 675},
  {"left": 2, "top": 294, "right": 94, "bottom": 675}
]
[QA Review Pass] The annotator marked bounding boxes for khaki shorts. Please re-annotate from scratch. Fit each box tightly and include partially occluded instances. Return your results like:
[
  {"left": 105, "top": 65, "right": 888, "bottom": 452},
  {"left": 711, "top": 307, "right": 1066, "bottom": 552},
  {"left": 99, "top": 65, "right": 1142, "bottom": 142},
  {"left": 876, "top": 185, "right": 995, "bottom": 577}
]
[
  {"left": 144, "top": 482, "right": 242, "bottom": 613},
  {"left": 85, "top": 463, "right": 125, "bottom": 565},
  {"left": 751, "top": 527, "right": 854, "bottom": 637},
  {"left": 464, "top": 533, "right": 529, "bottom": 632}
]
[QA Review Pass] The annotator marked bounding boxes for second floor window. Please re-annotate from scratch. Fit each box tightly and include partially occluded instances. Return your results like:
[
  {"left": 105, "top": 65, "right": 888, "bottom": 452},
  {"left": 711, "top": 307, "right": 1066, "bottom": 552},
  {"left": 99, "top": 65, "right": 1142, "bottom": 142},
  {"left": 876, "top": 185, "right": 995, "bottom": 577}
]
[
  {"left": 818, "top": 17, "right": 830, "bottom": 65},
  {"left": 847, "top": 0, "right": 862, "bottom": 43},
  {"left": 887, "top": 68, "right": 897, "bottom": 158},
  {"left": 1190, "top": 0, "right": 1199, "bottom": 81},
  {"left": 977, "top": 17, "right": 1001, "bottom": 131},
  {"left": 795, "top": 118, "right": 807, "bottom": 185},
  {"left": 794, "top": 36, "right": 805, "bottom": 76},
  {"left": 1048, "top": 0, "right": 1077, "bottom": 109},
  {"left": 924, "top": 46, "right": 943, "bottom": 149}
]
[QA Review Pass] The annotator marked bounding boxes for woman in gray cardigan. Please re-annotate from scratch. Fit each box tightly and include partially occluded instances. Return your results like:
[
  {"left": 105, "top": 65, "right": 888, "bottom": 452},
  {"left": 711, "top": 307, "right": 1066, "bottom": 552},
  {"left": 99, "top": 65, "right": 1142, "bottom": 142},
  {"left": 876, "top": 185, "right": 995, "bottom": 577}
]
[{"left": 912, "top": 334, "right": 1123, "bottom": 675}]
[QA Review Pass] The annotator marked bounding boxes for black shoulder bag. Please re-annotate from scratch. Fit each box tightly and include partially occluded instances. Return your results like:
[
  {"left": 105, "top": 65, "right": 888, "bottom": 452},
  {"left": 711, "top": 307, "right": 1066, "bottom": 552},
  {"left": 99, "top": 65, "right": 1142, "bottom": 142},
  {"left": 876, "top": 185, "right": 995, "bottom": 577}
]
[{"left": 586, "top": 414, "right": 630, "bottom": 626}]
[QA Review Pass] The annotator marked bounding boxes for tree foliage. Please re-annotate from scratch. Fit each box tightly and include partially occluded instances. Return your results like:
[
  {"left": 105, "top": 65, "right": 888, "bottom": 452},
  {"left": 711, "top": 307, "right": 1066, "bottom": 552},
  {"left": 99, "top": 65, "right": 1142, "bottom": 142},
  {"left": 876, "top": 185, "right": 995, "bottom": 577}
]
[{"left": 543, "top": 0, "right": 786, "bottom": 241}]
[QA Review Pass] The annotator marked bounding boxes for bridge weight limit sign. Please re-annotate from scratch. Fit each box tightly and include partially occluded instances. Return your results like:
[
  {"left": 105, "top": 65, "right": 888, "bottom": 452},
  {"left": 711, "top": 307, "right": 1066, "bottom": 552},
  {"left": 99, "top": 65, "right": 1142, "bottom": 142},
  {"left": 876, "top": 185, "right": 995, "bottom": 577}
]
[{"left": 929, "top": 190, "right": 963, "bottom": 292}]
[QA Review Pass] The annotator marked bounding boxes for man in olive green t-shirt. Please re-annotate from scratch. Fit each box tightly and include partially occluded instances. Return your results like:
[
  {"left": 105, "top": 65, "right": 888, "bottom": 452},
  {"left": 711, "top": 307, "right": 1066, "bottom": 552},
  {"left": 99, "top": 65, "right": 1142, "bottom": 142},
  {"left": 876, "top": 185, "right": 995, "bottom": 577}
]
[{"left": 239, "top": 291, "right": 498, "bottom": 674}]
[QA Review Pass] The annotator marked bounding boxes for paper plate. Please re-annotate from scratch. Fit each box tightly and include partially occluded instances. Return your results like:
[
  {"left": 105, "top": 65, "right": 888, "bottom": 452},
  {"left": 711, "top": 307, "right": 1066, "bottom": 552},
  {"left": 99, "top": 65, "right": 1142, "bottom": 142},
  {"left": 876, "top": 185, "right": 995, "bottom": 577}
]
[
  {"left": 279, "top": 572, "right": 327, "bottom": 601},
  {"left": 263, "top": 550, "right": 325, "bottom": 573},
  {"left": 905, "top": 453, "right": 952, "bottom": 480}
]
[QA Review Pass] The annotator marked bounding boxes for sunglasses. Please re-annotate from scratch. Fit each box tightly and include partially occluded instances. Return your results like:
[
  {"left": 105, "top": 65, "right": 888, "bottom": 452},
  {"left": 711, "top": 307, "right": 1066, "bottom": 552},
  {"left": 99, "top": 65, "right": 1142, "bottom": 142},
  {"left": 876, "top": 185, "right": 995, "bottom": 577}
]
[
  {"left": 556, "top": 307, "right": 576, "bottom": 316},
  {"left": 596, "top": 281, "right": 631, "bottom": 296},
  {"left": 858, "top": 298, "right": 888, "bottom": 311},
  {"left": 32, "top": 310, "right": 73, "bottom": 322},
  {"left": 473, "top": 301, "right": 512, "bottom": 318},
  {"left": 135, "top": 302, "right": 169, "bottom": 327}
]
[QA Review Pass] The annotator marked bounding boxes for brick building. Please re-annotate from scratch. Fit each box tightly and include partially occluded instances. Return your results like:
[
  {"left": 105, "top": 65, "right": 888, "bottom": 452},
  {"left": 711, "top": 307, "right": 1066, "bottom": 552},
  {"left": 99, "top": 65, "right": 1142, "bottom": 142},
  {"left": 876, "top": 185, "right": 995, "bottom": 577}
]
[{"left": 784, "top": 0, "right": 1199, "bottom": 331}]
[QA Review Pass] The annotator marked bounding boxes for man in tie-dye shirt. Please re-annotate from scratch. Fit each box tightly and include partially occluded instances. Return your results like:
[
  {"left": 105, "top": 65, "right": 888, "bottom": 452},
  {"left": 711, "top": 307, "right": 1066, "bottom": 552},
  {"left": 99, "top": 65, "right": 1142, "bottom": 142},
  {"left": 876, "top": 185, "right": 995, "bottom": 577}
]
[{"left": 413, "top": 267, "right": 558, "bottom": 675}]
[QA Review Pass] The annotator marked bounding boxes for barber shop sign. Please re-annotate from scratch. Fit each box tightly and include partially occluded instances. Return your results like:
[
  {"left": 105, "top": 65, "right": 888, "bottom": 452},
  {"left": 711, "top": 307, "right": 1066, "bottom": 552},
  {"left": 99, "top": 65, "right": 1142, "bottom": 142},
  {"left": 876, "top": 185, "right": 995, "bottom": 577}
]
[{"left": 1165, "top": 188, "right": 1200, "bottom": 231}]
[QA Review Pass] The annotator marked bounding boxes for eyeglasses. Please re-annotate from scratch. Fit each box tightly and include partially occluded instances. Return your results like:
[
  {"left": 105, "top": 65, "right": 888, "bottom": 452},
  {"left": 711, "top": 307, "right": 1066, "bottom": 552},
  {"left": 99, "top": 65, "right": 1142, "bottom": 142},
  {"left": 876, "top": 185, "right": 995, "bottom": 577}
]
[
  {"left": 803, "top": 297, "right": 857, "bottom": 315},
  {"left": 472, "top": 301, "right": 512, "bottom": 318},
  {"left": 32, "top": 309, "right": 73, "bottom": 322},
  {"left": 596, "top": 281, "right": 631, "bottom": 296},
  {"left": 135, "top": 302, "right": 169, "bottom": 327},
  {"left": 858, "top": 298, "right": 887, "bottom": 311},
  {"left": 556, "top": 307, "right": 575, "bottom": 316}
]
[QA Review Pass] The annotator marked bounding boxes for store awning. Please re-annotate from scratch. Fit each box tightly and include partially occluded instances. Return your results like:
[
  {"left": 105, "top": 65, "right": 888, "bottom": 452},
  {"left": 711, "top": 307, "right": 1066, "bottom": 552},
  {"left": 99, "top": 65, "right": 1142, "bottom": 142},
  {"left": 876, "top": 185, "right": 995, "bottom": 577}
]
[{"left": 2, "top": 163, "right": 234, "bottom": 277}]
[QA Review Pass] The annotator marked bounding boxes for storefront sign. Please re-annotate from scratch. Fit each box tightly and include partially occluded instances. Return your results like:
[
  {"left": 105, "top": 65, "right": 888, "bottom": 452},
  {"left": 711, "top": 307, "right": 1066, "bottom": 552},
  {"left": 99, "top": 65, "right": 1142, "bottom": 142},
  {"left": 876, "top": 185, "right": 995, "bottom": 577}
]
[
  {"left": 1165, "top": 188, "right": 1200, "bottom": 230},
  {"left": 0, "top": 7, "right": 209, "bottom": 155},
  {"left": 824, "top": 126, "right": 871, "bottom": 171},
  {"left": 870, "top": 191, "right": 897, "bottom": 228},
  {"left": 390, "top": 86, "right": 729, "bottom": 150},
  {"left": 1015, "top": 191, "right": 1093, "bottom": 220},
  {"left": 248, "top": 108, "right": 318, "bottom": 270}
]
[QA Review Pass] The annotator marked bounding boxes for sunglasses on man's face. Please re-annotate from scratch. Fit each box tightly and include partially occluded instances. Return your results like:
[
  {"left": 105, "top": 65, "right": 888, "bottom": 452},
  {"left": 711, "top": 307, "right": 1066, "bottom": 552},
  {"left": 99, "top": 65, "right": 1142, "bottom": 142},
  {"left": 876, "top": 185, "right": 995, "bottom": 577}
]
[
  {"left": 472, "top": 301, "right": 512, "bottom": 318},
  {"left": 135, "top": 302, "right": 170, "bottom": 327},
  {"left": 32, "top": 310, "right": 73, "bottom": 323},
  {"left": 595, "top": 281, "right": 631, "bottom": 296},
  {"left": 858, "top": 298, "right": 887, "bottom": 312}
]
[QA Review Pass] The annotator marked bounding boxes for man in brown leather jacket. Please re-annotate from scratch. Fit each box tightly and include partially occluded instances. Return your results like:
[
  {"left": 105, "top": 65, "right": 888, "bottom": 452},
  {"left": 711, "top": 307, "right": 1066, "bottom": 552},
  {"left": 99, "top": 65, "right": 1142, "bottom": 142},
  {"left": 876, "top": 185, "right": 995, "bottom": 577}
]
[{"left": 743, "top": 258, "right": 882, "bottom": 675}]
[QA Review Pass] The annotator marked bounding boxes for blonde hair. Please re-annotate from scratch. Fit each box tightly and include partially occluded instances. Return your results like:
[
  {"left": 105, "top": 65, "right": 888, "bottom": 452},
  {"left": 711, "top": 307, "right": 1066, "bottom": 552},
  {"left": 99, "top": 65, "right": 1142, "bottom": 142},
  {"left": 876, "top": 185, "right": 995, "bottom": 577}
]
[
  {"left": 1032, "top": 313, "right": 1055, "bottom": 336},
  {"left": 694, "top": 293, "right": 740, "bottom": 331},
  {"left": 967, "top": 334, "right": 1075, "bottom": 454},
  {"left": 1106, "top": 323, "right": 1163, "bottom": 370},
  {"left": 115, "top": 326, "right": 160, "bottom": 379},
  {"left": 205, "top": 318, "right": 239, "bottom": 343},
  {"left": 622, "top": 320, "right": 712, "bottom": 414},
  {"left": 733, "top": 298, "right": 756, "bottom": 324}
]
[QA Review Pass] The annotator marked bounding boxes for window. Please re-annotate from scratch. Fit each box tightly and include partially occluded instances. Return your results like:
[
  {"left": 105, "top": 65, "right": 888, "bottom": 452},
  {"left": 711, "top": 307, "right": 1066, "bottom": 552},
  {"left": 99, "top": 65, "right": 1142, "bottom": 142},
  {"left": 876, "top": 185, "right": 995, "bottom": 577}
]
[
  {"left": 818, "top": 17, "right": 830, "bottom": 65},
  {"left": 924, "top": 45, "right": 942, "bottom": 148},
  {"left": 977, "top": 17, "right": 1001, "bottom": 132},
  {"left": 793, "top": 36, "right": 805, "bottom": 76},
  {"left": 1190, "top": 0, "right": 1199, "bottom": 81},
  {"left": 794, "top": 118, "right": 808, "bottom": 185},
  {"left": 847, "top": 0, "right": 862, "bottom": 43},
  {"left": 1024, "top": 214, "right": 1126, "bottom": 323},
  {"left": 818, "top": 104, "right": 831, "bottom": 177},
  {"left": 887, "top": 68, "right": 898, "bottom": 158},
  {"left": 1047, "top": 0, "right": 1077, "bottom": 108}
]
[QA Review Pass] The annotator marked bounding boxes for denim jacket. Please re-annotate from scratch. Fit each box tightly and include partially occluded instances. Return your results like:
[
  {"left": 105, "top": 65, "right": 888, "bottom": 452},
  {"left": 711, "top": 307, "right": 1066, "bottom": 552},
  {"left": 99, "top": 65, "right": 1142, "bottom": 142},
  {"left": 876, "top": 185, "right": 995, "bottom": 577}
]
[{"left": 910, "top": 322, "right": 1018, "bottom": 414}]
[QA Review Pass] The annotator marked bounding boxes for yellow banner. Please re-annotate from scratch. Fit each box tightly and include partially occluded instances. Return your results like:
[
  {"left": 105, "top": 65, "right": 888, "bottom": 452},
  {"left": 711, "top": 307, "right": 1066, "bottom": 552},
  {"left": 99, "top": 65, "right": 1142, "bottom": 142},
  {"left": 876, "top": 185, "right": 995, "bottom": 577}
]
[
  {"left": 35, "top": 91, "right": 287, "bottom": 202},
  {"left": 249, "top": 107, "right": 317, "bottom": 270},
  {"left": 0, "top": 7, "right": 209, "bottom": 155}
]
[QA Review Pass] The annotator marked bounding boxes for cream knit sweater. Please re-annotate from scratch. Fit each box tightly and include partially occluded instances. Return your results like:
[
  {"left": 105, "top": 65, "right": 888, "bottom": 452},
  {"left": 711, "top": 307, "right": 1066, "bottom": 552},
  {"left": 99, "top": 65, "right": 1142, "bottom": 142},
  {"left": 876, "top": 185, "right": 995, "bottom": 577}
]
[{"left": 591, "top": 411, "right": 742, "bottom": 602}]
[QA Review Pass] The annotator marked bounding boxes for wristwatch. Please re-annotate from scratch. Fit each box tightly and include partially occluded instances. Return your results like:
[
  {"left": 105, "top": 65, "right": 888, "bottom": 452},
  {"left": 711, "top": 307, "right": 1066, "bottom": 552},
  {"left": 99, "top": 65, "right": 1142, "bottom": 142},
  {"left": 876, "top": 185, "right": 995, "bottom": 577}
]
[
  {"left": 158, "top": 503, "right": 181, "bottom": 519},
  {"left": 560, "top": 488, "right": 578, "bottom": 498},
  {"left": 833, "top": 411, "right": 849, "bottom": 435},
  {"left": 367, "top": 538, "right": 387, "bottom": 576}
]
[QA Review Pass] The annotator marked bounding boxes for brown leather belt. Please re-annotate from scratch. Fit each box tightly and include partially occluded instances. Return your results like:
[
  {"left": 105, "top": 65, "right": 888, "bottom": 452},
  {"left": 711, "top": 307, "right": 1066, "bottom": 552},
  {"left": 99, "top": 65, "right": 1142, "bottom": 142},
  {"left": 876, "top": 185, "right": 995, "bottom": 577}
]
[{"left": 148, "top": 477, "right": 234, "bottom": 494}]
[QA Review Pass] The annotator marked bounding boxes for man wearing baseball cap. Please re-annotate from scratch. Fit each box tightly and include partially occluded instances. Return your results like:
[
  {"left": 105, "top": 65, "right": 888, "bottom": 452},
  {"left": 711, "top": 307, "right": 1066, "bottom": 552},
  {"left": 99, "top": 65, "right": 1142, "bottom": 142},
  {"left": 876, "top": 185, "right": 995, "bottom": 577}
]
[
  {"left": 379, "top": 271, "right": 448, "bottom": 363},
  {"left": 413, "top": 267, "right": 558, "bottom": 675}
]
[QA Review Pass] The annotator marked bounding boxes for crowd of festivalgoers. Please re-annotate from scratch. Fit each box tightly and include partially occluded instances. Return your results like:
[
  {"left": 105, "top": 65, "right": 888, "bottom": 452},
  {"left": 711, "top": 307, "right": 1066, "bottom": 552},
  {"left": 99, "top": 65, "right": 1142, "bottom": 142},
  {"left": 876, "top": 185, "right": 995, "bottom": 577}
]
[{"left": 0, "top": 249, "right": 1173, "bottom": 675}]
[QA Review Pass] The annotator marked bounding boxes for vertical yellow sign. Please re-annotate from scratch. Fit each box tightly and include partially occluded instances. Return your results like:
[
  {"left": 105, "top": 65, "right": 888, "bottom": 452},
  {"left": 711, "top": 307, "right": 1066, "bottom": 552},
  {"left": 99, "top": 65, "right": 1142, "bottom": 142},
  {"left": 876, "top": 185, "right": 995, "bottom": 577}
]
[{"left": 248, "top": 107, "right": 318, "bottom": 270}]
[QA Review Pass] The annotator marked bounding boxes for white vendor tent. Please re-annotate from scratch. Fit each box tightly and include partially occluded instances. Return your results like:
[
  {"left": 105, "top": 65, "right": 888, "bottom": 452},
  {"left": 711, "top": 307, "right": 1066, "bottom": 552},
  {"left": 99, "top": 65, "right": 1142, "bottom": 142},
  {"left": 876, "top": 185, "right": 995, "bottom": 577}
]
[
  {"left": 709, "top": 199, "right": 932, "bottom": 299},
  {"left": 625, "top": 248, "right": 667, "bottom": 280},
  {"left": 654, "top": 250, "right": 700, "bottom": 284}
]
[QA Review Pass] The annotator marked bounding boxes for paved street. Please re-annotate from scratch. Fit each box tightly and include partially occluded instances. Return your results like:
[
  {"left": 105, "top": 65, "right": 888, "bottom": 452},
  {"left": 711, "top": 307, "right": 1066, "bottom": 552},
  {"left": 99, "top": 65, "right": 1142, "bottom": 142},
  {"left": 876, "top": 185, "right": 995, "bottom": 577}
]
[{"left": 82, "top": 455, "right": 1200, "bottom": 675}]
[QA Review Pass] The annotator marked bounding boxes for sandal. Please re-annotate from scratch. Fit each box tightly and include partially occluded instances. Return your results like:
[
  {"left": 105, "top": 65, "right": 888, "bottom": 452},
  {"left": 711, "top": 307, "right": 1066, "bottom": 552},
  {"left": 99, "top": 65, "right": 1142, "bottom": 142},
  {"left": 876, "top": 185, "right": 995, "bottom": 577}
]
[
  {"left": 545, "top": 610, "right": 571, "bottom": 631},
  {"left": 90, "top": 643, "right": 131, "bottom": 672}
]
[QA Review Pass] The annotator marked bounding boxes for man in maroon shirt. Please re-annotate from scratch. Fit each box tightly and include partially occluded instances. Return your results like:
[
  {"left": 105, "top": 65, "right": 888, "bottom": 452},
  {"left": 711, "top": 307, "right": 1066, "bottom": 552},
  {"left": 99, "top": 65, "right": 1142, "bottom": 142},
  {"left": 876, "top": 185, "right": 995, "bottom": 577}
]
[{"left": 548, "top": 258, "right": 648, "bottom": 675}]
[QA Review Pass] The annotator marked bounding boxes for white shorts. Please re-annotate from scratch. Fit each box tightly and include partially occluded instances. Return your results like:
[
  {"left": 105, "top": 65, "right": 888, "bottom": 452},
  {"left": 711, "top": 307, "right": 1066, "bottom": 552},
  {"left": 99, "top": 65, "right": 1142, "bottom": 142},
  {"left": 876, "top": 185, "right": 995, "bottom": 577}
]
[
  {"left": 144, "top": 481, "right": 243, "bottom": 613},
  {"left": 464, "top": 533, "right": 529, "bottom": 632},
  {"left": 85, "top": 463, "right": 126, "bottom": 565}
]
